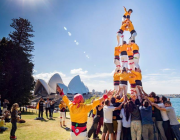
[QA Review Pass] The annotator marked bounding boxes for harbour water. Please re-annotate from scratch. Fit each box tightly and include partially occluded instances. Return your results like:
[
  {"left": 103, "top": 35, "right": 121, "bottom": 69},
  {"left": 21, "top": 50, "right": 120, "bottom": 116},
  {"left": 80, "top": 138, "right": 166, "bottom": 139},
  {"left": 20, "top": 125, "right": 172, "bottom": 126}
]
[{"left": 170, "top": 98, "right": 180, "bottom": 116}]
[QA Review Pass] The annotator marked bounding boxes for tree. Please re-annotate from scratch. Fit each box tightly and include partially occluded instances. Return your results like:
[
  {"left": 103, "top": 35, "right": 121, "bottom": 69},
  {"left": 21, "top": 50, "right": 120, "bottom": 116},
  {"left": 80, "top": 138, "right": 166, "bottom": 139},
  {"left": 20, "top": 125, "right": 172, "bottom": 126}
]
[
  {"left": 0, "top": 17, "right": 35, "bottom": 107},
  {"left": 9, "top": 17, "right": 34, "bottom": 58}
]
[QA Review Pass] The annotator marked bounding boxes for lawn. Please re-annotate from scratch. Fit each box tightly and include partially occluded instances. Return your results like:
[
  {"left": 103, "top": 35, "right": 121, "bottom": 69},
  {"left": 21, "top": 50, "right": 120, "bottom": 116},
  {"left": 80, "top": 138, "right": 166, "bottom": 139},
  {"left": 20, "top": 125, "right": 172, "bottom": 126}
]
[{"left": 0, "top": 109, "right": 97, "bottom": 140}]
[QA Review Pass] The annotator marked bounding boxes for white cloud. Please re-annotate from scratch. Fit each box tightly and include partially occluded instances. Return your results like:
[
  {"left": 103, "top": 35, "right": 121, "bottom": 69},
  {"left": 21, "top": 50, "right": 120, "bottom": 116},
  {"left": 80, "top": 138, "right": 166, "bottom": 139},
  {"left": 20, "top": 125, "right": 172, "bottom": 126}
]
[
  {"left": 68, "top": 32, "right": 71, "bottom": 36},
  {"left": 33, "top": 69, "right": 37, "bottom": 73},
  {"left": 76, "top": 42, "right": 79, "bottom": 45},
  {"left": 160, "top": 68, "right": 176, "bottom": 71},
  {"left": 64, "top": 27, "right": 67, "bottom": 30},
  {"left": 70, "top": 68, "right": 88, "bottom": 75},
  {"left": 86, "top": 55, "right": 90, "bottom": 59},
  {"left": 33, "top": 71, "right": 66, "bottom": 83},
  {"left": 74, "top": 40, "right": 76, "bottom": 42},
  {"left": 84, "top": 51, "right": 86, "bottom": 53}
]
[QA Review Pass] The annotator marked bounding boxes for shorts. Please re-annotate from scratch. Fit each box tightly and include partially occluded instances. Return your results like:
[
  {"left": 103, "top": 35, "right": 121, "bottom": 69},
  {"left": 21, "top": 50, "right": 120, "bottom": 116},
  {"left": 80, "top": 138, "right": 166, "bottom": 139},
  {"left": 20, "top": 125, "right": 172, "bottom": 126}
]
[
  {"left": 103, "top": 123, "right": 113, "bottom": 133},
  {"left": 113, "top": 120, "right": 118, "bottom": 132}
]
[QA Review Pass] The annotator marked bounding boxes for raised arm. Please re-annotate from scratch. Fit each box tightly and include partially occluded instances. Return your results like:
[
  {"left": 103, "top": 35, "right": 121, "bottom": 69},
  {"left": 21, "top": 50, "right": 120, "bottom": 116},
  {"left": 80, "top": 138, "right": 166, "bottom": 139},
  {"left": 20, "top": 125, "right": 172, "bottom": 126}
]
[
  {"left": 141, "top": 87, "right": 148, "bottom": 96},
  {"left": 115, "top": 102, "right": 124, "bottom": 110},
  {"left": 152, "top": 103, "right": 166, "bottom": 111},
  {"left": 123, "top": 6, "right": 127, "bottom": 13},
  {"left": 144, "top": 96, "right": 152, "bottom": 106},
  {"left": 137, "top": 86, "right": 143, "bottom": 101}
]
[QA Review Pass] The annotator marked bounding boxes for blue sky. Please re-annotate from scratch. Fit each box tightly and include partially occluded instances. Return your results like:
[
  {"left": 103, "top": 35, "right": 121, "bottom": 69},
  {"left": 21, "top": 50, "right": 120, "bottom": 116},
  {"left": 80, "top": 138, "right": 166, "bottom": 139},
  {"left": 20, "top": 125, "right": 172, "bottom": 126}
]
[{"left": 1, "top": 0, "right": 180, "bottom": 94}]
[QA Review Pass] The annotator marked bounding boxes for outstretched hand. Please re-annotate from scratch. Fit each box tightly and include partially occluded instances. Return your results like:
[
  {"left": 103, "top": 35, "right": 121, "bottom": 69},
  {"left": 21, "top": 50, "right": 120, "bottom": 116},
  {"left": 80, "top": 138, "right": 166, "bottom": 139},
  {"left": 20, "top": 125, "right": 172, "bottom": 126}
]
[
  {"left": 57, "top": 86, "right": 64, "bottom": 96},
  {"left": 106, "top": 90, "right": 113, "bottom": 97}
]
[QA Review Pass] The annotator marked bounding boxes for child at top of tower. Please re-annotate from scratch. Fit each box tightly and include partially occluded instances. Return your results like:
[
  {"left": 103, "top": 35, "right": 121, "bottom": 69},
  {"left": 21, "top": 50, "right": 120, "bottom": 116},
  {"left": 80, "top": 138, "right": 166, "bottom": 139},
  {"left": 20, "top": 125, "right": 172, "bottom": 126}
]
[{"left": 122, "top": 6, "right": 133, "bottom": 21}]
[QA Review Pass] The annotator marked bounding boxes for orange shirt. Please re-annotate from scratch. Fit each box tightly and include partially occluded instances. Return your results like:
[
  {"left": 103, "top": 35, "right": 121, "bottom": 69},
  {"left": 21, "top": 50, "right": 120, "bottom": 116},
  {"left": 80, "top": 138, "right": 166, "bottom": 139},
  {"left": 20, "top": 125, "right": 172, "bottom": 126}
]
[
  {"left": 120, "top": 44, "right": 128, "bottom": 53},
  {"left": 128, "top": 21, "right": 135, "bottom": 32},
  {"left": 120, "top": 23, "right": 128, "bottom": 31},
  {"left": 131, "top": 71, "right": 142, "bottom": 81},
  {"left": 127, "top": 45, "right": 133, "bottom": 56},
  {"left": 131, "top": 43, "right": 139, "bottom": 51},
  {"left": 114, "top": 72, "right": 121, "bottom": 81},
  {"left": 114, "top": 46, "right": 120, "bottom": 56},
  {"left": 119, "top": 72, "right": 130, "bottom": 81},
  {"left": 129, "top": 73, "right": 136, "bottom": 84}
]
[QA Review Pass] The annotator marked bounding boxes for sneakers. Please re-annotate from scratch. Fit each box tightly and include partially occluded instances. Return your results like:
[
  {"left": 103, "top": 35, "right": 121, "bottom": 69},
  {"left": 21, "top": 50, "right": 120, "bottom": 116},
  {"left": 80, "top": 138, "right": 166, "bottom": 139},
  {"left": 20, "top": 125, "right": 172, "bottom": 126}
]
[{"left": 10, "top": 136, "right": 17, "bottom": 139}]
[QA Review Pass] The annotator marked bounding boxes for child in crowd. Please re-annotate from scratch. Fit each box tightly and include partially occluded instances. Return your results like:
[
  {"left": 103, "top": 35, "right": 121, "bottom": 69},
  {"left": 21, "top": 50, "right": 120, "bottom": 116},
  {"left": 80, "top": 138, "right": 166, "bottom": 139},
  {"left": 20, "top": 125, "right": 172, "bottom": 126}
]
[
  {"left": 0, "top": 116, "right": 8, "bottom": 132},
  {"left": 59, "top": 100, "right": 66, "bottom": 127},
  {"left": 10, "top": 103, "right": 19, "bottom": 139}
]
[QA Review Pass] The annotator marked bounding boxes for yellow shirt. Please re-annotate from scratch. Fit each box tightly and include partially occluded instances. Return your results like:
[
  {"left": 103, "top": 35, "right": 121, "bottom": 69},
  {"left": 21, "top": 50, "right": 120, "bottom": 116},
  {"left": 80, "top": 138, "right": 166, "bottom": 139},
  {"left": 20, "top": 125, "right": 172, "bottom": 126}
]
[
  {"left": 131, "top": 43, "right": 139, "bottom": 51},
  {"left": 59, "top": 104, "right": 66, "bottom": 110},
  {"left": 120, "top": 44, "right": 128, "bottom": 53},
  {"left": 63, "top": 95, "right": 100, "bottom": 123},
  {"left": 120, "top": 23, "right": 128, "bottom": 31},
  {"left": 127, "top": 45, "right": 133, "bottom": 56},
  {"left": 93, "top": 108, "right": 97, "bottom": 115},
  {"left": 129, "top": 73, "right": 136, "bottom": 84},
  {"left": 114, "top": 72, "right": 121, "bottom": 81},
  {"left": 114, "top": 46, "right": 120, "bottom": 56},
  {"left": 119, "top": 72, "right": 130, "bottom": 81},
  {"left": 116, "top": 97, "right": 124, "bottom": 103},
  {"left": 148, "top": 97, "right": 155, "bottom": 110},
  {"left": 131, "top": 71, "right": 142, "bottom": 81},
  {"left": 128, "top": 21, "right": 135, "bottom": 32},
  {"left": 0, "top": 120, "right": 5, "bottom": 127}
]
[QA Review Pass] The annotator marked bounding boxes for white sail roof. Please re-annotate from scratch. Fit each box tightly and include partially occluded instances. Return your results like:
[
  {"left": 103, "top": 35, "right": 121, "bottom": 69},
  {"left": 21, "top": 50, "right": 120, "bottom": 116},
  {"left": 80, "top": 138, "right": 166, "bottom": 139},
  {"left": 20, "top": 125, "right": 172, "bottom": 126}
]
[{"left": 48, "top": 73, "right": 63, "bottom": 92}]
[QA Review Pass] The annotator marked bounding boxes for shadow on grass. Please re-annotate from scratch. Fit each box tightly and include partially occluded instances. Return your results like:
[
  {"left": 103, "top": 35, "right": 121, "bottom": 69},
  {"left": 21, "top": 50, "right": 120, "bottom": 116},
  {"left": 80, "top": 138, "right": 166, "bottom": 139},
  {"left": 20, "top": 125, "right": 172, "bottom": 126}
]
[
  {"left": 41, "top": 119, "right": 49, "bottom": 122},
  {"left": 21, "top": 112, "right": 36, "bottom": 115}
]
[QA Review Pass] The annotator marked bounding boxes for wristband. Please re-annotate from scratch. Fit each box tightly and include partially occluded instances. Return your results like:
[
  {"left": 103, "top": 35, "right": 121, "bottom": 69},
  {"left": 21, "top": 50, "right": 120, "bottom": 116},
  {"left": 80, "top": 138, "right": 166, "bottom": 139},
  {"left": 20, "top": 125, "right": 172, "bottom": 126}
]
[
  {"left": 103, "top": 94, "right": 108, "bottom": 100},
  {"left": 60, "top": 92, "right": 64, "bottom": 96}
]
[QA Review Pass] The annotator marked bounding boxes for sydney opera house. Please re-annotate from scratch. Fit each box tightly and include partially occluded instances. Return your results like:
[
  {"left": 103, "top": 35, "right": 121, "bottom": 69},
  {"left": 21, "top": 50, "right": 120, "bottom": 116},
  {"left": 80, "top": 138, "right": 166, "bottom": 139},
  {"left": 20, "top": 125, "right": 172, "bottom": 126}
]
[{"left": 34, "top": 73, "right": 90, "bottom": 97}]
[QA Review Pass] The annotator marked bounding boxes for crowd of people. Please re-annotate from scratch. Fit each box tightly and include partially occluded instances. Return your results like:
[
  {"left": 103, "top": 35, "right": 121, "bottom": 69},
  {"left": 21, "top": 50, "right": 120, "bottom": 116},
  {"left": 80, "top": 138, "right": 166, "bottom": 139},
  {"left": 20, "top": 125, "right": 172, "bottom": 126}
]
[
  {"left": 56, "top": 6, "right": 180, "bottom": 140},
  {"left": 0, "top": 95, "right": 26, "bottom": 139}
]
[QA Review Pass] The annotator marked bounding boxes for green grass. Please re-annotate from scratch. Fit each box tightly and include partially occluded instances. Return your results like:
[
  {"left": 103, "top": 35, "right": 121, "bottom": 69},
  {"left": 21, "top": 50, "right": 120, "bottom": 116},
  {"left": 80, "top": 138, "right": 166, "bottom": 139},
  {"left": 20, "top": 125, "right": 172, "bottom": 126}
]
[{"left": 0, "top": 109, "right": 98, "bottom": 140}]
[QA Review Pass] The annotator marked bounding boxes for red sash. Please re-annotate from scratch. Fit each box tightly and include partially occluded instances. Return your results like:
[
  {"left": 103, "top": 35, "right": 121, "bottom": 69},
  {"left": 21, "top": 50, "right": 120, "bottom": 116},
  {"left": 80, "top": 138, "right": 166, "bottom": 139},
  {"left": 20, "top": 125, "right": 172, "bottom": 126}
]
[{"left": 71, "top": 126, "right": 87, "bottom": 136}]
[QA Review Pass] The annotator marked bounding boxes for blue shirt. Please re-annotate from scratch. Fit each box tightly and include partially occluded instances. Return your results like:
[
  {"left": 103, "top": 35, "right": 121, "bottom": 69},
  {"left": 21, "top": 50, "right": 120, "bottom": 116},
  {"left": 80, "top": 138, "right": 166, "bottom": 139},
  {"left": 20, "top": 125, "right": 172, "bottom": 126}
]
[{"left": 139, "top": 106, "right": 153, "bottom": 125}]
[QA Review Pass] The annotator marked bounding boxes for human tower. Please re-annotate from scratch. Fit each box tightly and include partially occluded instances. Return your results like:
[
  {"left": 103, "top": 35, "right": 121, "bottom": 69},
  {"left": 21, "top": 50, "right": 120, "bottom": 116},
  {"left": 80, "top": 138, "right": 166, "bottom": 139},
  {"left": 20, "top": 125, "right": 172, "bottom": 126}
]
[{"left": 113, "top": 7, "right": 142, "bottom": 100}]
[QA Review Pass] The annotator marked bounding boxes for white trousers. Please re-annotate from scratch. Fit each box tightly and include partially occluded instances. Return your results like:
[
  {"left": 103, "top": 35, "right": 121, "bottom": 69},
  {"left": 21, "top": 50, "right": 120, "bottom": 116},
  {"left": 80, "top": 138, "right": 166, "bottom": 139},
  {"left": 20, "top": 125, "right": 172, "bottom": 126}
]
[
  {"left": 129, "top": 59, "right": 135, "bottom": 71},
  {"left": 136, "top": 87, "right": 142, "bottom": 101},
  {"left": 71, "top": 131, "right": 87, "bottom": 140},
  {"left": 129, "top": 32, "right": 137, "bottom": 43},
  {"left": 60, "top": 112, "right": 65, "bottom": 122},
  {"left": 120, "top": 55, "right": 128, "bottom": 68},
  {"left": 117, "top": 33, "right": 124, "bottom": 46},
  {"left": 120, "top": 84, "right": 128, "bottom": 97},
  {"left": 114, "top": 85, "right": 119, "bottom": 91},
  {"left": 117, "top": 120, "right": 122, "bottom": 140},
  {"left": 114, "top": 59, "right": 121, "bottom": 72},
  {"left": 134, "top": 53, "right": 140, "bottom": 69}
]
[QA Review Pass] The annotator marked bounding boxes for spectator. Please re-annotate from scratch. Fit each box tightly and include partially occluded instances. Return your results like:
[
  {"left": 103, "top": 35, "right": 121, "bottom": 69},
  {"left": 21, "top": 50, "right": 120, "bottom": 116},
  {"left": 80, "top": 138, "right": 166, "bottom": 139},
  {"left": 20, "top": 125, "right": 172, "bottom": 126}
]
[
  {"left": 4, "top": 110, "right": 11, "bottom": 122},
  {"left": 0, "top": 116, "right": 8, "bottom": 132},
  {"left": 45, "top": 98, "right": 51, "bottom": 118},
  {"left": 3, "top": 99, "right": 9, "bottom": 114},
  {"left": 139, "top": 96, "right": 154, "bottom": 140},
  {"left": 38, "top": 97, "right": 44, "bottom": 119},
  {"left": 50, "top": 100, "right": 55, "bottom": 119},
  {"left": 154, "top": 101, "right": 180, "bottom": 140}
]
